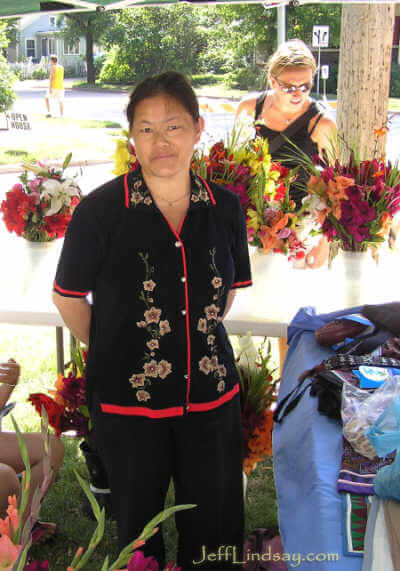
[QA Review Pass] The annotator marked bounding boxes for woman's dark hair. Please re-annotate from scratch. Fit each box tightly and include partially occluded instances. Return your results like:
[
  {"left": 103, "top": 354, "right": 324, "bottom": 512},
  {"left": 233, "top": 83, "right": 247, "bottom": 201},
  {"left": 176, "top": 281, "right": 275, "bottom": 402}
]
[{"left": 126, "top": 71, "right": 200, "bottom": 130}]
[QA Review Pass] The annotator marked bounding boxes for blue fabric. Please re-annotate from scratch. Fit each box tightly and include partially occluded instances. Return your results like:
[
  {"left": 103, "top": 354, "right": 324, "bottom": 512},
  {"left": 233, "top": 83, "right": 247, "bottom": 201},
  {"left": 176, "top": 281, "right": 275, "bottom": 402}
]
[{"left": 273, "top": 306, "right": 363, "bottom": 570}]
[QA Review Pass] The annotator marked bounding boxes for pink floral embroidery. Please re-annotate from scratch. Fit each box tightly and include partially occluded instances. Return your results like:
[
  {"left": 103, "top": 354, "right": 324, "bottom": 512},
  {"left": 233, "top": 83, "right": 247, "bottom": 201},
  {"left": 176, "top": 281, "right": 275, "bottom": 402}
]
[
  {"left": 205, "top": 304, "right": 219, "bottom": 321},
  {"left": 158, "top": 360, "right": 172, "bottom": 379},
  {"left": 146, "top": 339, "right": 159, "bottom": 351},
  {"left": 199, "top": 356, "right": 212, "bottom": 375},
  {"left": 144, "top": 360, "right": 159, "bottom": 378},
  {"left": 197, "top": 318, "right": 207, "bottom": 333},
  {"left": 191, "top": 176, "right": 210, "bottom": 204},
  {"left": 128, "top": 173, "right": 153, "bottom": 208},
  {"left": 129, "top": 252, "right": 173, "bottom": 401},
  {"left": 197, "top": 247, "right": 227, "bottom": 394},
  {"left": 217, "top": 380, "right": 226, "bottom": 393},
  {"left": 160, "top": 320, "right": 171, "bottom": 336},
  {"left": 144, "top": 307, "right": 161, "bottom": 324},
  {"left": 131, "top": 191, "right": 144, "bottom": 206},
  {"left": 129, "top": 374, "right": 146, "bottom": 388},
  {"left": 144, "top": 197, "right": 152, "bottom": 206},
  {"left": 137, "top": 390, "right": 151, "bottom": 402},
  {"left": 143, "top": 280, "right": 156, "bottom": 291},
  {"left": 211, "top": 277, "right": 223, "bottom": 289}
]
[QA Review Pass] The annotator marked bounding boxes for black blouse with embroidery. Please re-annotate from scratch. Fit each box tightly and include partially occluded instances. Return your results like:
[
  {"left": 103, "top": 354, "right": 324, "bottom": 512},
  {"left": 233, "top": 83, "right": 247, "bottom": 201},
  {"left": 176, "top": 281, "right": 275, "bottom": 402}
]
[{"left": 54, "top": 168, "right": 252, "bottom": 419}]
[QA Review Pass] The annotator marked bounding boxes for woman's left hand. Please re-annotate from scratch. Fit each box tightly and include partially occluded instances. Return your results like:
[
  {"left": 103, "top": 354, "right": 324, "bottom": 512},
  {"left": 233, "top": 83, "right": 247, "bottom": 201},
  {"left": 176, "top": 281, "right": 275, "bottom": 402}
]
[
  {"left": 305, "top": 236, "right": 329, "bottom": 269},
  {"left": 0, "top": 359, "right": 20, "bottom": 387}
]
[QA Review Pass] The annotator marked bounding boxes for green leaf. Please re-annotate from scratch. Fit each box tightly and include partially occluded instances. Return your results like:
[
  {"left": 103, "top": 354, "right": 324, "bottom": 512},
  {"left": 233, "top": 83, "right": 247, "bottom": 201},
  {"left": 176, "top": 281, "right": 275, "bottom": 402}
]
[{"left": 62, "top": 152, "right": 72, "bottom": 170}]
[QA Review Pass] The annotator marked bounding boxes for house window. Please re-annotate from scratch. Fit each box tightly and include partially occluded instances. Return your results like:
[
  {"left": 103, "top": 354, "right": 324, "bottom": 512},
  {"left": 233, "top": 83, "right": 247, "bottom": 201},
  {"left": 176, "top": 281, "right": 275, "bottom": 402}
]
[
  {"left": 49, "top": 16, "right": 56, "bottom": 26},
  {"left": 49, "top": 38, "right": 56, "bottom": 54},
  {"left": 26, "top": 39, "right": 35, "bottom": 59},
  {"left": 63, "top": 39, "right": 80, "bottom": 55}
]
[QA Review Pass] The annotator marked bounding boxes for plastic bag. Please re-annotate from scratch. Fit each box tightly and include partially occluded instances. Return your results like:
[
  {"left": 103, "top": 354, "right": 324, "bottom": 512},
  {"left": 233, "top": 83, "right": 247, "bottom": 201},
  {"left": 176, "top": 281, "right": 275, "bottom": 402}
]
[
  {"left": 366, "top": 395, "right": 400, "bottom": 501},
  {"left": 341, "top": 375, "right": 400, "bottom": 459}
]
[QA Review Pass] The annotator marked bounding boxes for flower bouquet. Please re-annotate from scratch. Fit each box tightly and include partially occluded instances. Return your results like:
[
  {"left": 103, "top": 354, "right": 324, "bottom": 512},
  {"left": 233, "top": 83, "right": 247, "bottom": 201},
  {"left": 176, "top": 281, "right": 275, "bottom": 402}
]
[
  {"left": 192, "top": 130, "right": 312, "bottom": 262},
  {"left": 28, "top": 344, "right": 89, "bottom": 437},
  {"left": 0, "top": 153, "right": 82, "bottom": 242},
  {"left": 113, "top": 130, "right": 139, "bottom": 177},
  {"left": 236, "top": 334, "right": 279, "bottom": 475}
]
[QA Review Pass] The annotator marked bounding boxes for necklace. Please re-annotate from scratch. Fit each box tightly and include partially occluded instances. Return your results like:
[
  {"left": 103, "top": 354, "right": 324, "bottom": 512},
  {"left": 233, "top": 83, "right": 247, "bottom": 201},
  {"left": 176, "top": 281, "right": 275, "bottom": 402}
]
[{"left": 155, "top": 192, "right": 190, "bottom": 207}]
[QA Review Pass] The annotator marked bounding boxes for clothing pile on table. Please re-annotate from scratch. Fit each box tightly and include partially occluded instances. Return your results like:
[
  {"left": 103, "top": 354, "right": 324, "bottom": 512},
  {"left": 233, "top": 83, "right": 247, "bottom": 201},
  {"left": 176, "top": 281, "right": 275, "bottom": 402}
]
[{"left": 274, "top": 302, "right": 400, "bottom": 570}]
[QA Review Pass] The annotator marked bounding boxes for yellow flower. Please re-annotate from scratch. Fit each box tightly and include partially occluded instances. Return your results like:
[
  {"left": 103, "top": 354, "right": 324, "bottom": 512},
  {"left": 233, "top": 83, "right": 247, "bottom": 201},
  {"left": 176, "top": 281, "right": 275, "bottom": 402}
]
[
  {"left": 248, "top": 158, "right": 262, "bottom": 176},
  {"left": 246, "top": 208, "right": 260, "bottom": 231},
  {"left": 264, "top": 178, "right": 276, "bottom": 196},
  {"left": 113, "top": 139, "right": 132, "bottom": 176}
]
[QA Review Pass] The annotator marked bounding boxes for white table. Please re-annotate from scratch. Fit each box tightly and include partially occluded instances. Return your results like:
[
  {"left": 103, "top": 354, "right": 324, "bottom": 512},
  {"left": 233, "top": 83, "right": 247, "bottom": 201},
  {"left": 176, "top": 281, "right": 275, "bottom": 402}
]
[{"left": 1, "top": 230, "right": 400, "bottom": 371}]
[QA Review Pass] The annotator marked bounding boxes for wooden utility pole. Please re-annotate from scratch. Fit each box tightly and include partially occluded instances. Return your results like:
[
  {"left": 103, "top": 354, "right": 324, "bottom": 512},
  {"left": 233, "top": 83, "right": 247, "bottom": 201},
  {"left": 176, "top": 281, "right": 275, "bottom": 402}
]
[{"left": 337, "top": 3, "right": 395, "bottom": 160}]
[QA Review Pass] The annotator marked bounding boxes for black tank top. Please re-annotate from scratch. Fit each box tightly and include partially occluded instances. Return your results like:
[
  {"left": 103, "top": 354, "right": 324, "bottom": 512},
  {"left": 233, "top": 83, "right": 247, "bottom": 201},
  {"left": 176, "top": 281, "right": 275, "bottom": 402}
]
[{"left": 254, "top": 92, "right": 323, "bottom": 209}]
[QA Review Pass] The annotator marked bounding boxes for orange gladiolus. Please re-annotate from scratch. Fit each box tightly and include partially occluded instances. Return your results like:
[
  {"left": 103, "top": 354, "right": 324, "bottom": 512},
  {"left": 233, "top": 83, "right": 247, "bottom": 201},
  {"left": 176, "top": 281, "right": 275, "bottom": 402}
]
[
  {"left": 49, "top": 374, "right": 67, "bottom": 406},
  {"left": 259, "top": 213, "right": 292, "bottom": 254},
  {"left": 377, "top": 212, "right": 392, "bottom": 237},
  {"left": 0, "top": 535, "right": 21, "bottom": 570},
  {"left": 373, "top": 126, "right": 389, "bottom": 138},
  {"left": 243, "top": 409, "right": 274, "bottom": 476},
  {"left": 0, "top": 496, "right": 19, "bottom": 539}
]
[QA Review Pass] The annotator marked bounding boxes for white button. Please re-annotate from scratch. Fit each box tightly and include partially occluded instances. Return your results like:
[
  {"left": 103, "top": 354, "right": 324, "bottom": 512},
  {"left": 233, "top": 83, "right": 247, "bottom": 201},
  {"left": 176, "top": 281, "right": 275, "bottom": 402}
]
[
  {"left": 181, "top": 276, "right": 186, "bottom": 283},
  {"left": 184, "top": 374, "right": 188, "bottom": 379},
  {"left": 181, "top": 309, "right": 186, "bottom": 316},
  {"left": 175, "top": 241, "right": 182, "bottom": 247}
]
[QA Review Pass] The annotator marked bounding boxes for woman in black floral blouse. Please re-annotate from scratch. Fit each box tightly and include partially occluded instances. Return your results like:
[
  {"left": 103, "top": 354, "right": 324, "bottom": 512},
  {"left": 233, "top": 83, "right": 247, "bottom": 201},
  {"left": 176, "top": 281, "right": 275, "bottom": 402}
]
[{"left": 53, "top": 72, "right": 252, "bottom": 569}]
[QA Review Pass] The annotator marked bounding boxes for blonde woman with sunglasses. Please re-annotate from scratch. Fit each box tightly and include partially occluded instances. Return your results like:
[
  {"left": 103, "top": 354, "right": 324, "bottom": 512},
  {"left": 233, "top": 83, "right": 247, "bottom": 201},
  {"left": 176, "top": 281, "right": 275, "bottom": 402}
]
[{"left": 236, "top": 39, "right": 336, "bottom": 267}]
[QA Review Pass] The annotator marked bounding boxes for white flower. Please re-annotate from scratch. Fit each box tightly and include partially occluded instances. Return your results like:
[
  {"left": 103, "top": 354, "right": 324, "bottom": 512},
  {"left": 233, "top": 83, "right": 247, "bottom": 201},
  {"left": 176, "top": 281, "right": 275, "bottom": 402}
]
[
  {"left": 237, "top": 331, "right": 258, "bottom": 370},
  {"left": 41, "top": 177, "right": 80, "bottom": 216}
]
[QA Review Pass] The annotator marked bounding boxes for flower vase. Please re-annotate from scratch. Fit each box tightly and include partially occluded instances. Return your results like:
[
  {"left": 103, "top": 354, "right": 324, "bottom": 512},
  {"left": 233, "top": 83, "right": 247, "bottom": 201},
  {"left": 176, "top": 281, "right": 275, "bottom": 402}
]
[
  {"left": 22, "top": 239, "right": 57, "bottom": 296},
  {"left": 247, "top": 249, "right": 291, "bottom": 320},
  {"left": 334, "top": 250, "right": 378, "bottom": 307}
]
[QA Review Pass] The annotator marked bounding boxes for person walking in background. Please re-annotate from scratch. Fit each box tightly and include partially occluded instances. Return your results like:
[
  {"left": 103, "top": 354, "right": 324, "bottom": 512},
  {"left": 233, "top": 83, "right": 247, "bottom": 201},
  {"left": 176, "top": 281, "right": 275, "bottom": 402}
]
[{"left": 45, "top": 55, "right": 64, "bottom": 118}]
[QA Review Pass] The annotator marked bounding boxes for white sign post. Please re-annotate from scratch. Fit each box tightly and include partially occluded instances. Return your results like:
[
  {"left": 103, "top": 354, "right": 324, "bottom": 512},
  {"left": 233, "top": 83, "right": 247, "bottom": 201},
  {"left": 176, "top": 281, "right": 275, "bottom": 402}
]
[
  {"left": 321, "top": 64, "right": 329, "bottom": 100},
  {"left": 313, "top": 25, "right": 330, "bottom": 97}
]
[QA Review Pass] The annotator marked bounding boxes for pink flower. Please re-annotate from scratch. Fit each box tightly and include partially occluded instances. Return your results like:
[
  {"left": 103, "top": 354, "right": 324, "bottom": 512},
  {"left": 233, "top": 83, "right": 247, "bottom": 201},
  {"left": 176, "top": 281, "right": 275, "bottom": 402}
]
[
  {"left": 126, "top": 551, "right": 159, "bottom": 570},
  {"left": 129, "top": 374, "right": 146, "bottom": 388},
  {"left": 143, "top": 280, "right": 156, "bottom": 292},
  {"left": 144, "top": 307, "right": 161, "bottom": 324},
  {"left": 210, "top": 355, "right": 219, "bottom": 371},
  {"left": 204, "top": 304, "right": 220, "bottom": 321},
  {"left": 197, "top": 318, "right": 207, "bottom": 333},
  {"left": 146, "top": 339, "right": 159, "bottom": 351},
  {"left": 143, "top": 360, "right": 159, "bottom": 378},
  {"left": 136, "top": 390, "right": 151, "bottom": 402},
  {"left": 159, "top": 320, "right": 171, "bottom": 336},
  {"left": 158, "top": 360, "right": 172, "bottom": 379},
  {"left": 217, "top": 380, "right": 226, "bottom": 393},
  {"left": 277, "top": 227, "right": 291, "bottom": 239},
  {"left": 217, "top": 365, "right": 227, "bottom": 377},
  {"left": 24, "top": 561, "right": 49, "bottom": 570},
  {"left": 0, "top": 535, "right": 21, "bottom": 570},
  {"left": 199, "top": 356, "right": 212, "bottom": 375},
  {"left": 211, "top": 277, "right": 223, "bottom": 289}
]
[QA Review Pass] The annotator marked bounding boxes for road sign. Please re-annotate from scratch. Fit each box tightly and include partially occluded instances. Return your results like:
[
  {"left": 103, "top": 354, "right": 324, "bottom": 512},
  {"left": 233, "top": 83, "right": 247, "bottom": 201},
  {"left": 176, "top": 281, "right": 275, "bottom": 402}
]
[
  {"left": 321, "top": 65, "right": 329, "bottom": 79},
  {"left": 312, "top": 25, "right": 329, "bottom": 48}
]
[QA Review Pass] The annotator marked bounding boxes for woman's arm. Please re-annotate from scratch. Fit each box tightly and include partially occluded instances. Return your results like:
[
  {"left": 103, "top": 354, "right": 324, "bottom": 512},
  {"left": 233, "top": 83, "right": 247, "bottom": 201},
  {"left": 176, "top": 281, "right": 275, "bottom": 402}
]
[
  {"left": 0, "top": 360, "right": 20, "bottom": 409},
  {"left": 235, "top": 97, "right": 257, "bottom": 121},
  {"left": 311, "top": 115, "right": 337, "bottom": 157},
  {"left": 52, "top": 292, "right": 91, "bottom": 346}
]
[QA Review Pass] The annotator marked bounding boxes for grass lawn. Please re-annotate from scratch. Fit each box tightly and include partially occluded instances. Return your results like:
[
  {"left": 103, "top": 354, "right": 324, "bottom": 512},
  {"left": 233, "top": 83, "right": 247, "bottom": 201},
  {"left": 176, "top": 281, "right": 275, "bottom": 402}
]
[
  {"left": 0, "top": 325, "right": 278, "bottom": 568},
  {"left": 0, "top": 115, "right": 122, "bottom": 166}
]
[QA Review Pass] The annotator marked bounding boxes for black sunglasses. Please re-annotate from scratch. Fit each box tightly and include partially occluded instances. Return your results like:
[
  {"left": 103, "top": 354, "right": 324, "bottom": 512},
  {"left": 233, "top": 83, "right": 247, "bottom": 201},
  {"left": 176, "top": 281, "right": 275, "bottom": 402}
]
[{"left": 275, "top": 78, "right": 313, "bottom": 94}]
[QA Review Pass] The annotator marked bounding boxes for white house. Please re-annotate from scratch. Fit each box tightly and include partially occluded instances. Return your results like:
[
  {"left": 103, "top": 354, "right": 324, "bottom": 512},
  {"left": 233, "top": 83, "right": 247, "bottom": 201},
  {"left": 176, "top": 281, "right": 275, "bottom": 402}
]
[{"left": 7, "top": 15, "right": 101, "bottom": 70}]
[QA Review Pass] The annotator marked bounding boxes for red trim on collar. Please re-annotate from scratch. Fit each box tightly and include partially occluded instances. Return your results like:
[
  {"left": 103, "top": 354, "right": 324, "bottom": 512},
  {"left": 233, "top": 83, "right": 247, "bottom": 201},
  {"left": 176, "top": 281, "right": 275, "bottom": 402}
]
[
  {"left": 101, "top": 403, "right": 184, "bottom": 418},
  {"left": 53, "top": 280, "right": 89, "bottom": 297},
  {"left": 124, "top": 173, "right": 129, "bottom": 208},
  {"left": 188, "top": 383, "right": 239, "bottom": 412},
  {"left": 232, "top": 279, "right": 252, "bottom": 289},
  {"left": 197, "top": 175, "right": 216, "bottom": 205}
]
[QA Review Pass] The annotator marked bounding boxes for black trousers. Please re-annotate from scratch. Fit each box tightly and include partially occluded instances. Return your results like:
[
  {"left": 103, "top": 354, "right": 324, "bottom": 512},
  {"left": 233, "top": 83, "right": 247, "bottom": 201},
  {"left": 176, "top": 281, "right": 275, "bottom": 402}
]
[{"left": 91, "top": 394, "right": 244, "bottom": 570}]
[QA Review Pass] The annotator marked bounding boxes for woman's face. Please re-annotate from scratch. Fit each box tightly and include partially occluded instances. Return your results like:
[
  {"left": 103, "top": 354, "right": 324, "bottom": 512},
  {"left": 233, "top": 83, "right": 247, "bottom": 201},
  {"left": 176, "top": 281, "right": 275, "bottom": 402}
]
[
  {"left": 131, "top": 93, "right": 204, "bottom": 181},
  {"left": 270, "top": 66, "right": 314, "bottom": 112}
]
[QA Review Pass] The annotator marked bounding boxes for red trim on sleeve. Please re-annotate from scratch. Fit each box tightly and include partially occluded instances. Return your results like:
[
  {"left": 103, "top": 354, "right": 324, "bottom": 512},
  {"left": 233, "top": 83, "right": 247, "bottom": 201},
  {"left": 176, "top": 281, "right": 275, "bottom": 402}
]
[
  {"left": 53, "top": 280, "right": 89, "bottom": 297},
  {"left": 124, "top": 173, "right": 129, "bottom": 208},
  {"left": 101, "top": 403, "right": 184, "bottom": 418},
  {"left": 197, "top": 175, "right": 216, "bottom": 205},
  {"left": 232, "top": 280, "right": 252, "bottom": 289},
  {"left": 188, "top": 383, "right": 239, "bottom": 412}
]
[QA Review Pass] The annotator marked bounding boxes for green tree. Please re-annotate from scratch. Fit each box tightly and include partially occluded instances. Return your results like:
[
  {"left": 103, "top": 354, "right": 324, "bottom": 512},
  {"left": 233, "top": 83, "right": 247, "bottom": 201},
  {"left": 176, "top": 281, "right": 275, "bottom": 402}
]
[
  {"left": 0, "top": 21, "right": 16, "bottom": 113},
  {"left": 286, "top": 4, "right": 341, "bottom": 47},
  {"left": 58, "top": 11, "right": 116, "bottom": 85},
  {"left": 101, "top": 5, "right": 205, "bottom": 83}
]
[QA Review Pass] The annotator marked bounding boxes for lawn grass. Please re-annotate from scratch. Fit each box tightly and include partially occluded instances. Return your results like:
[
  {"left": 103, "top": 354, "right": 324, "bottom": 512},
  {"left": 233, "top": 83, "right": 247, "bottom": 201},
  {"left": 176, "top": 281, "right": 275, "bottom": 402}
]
[
  {"left": 0, "top": 325, "right": 278, "bottom": 568},
  {"left": 0, "top": 115, "right": 122, "bottom": 166}
]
